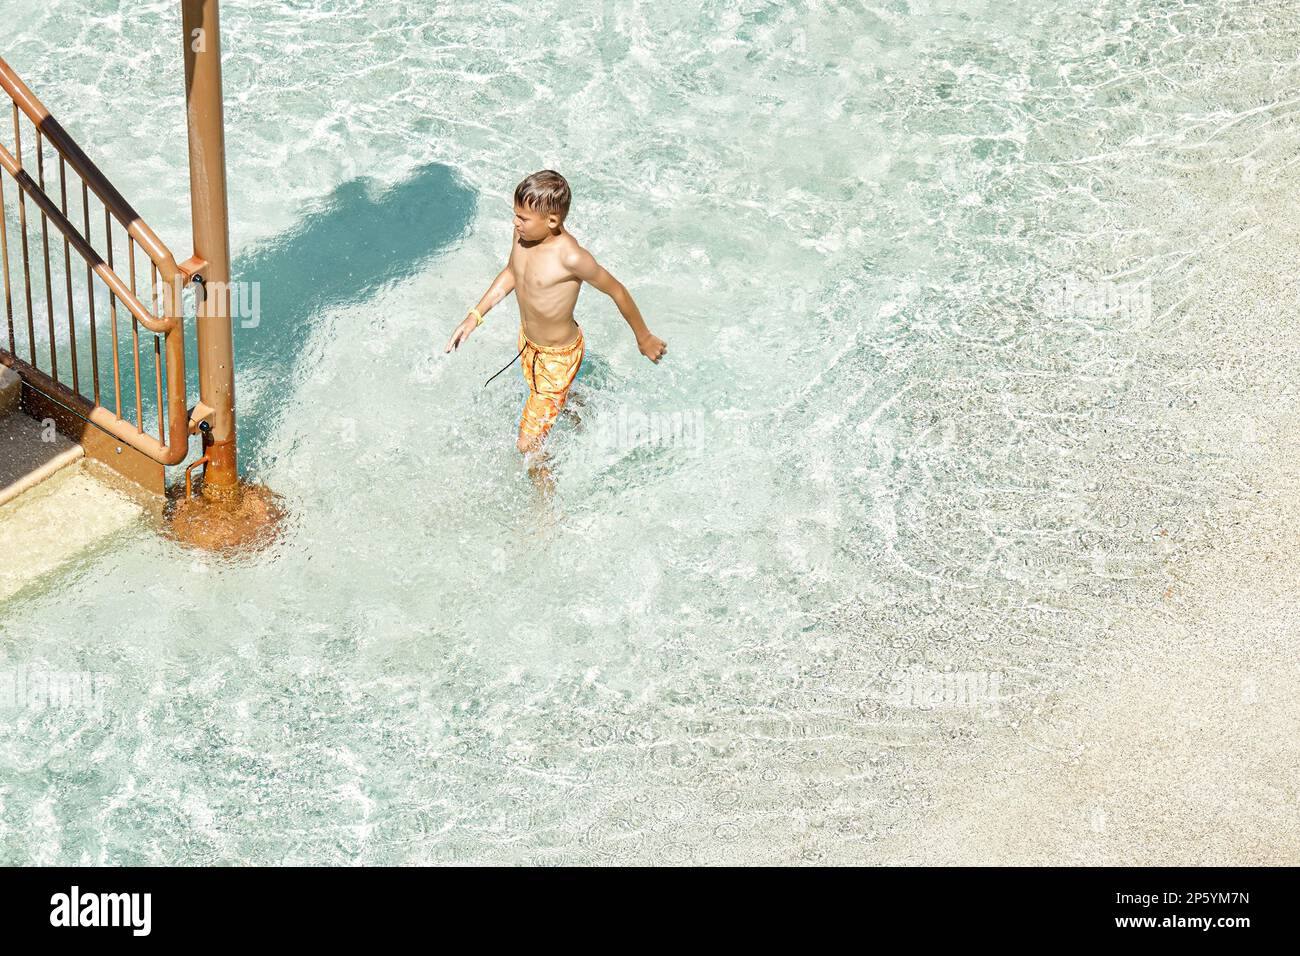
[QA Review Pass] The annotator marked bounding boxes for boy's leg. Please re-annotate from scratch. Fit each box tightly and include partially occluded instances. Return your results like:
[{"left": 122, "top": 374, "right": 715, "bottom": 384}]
[{"left": 517, "top": 396, "right": 560, "bottom": 454}]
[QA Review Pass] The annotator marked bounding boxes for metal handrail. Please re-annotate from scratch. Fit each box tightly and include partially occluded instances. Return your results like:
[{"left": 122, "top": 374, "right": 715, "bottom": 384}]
[
  {"left": 0, "top": 54, "right": 189, "bottom": 467},
  {"left": 0, "top": 143, "right": 173, "bottom": 335},
  {"left": 0, "top": 57, "right": 181, "bottom": 292}
]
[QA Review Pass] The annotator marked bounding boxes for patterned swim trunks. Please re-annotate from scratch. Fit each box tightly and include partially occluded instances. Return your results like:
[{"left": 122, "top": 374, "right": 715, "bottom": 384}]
[{"left": 517, "top": 323, "right": 584, "bottom": 448}]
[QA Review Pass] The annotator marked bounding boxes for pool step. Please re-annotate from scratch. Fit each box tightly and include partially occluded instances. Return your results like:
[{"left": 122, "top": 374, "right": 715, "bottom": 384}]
[
  {"left": 1, "top": 369, "right": 85, "bottom": 507},
  {"left": 0, "top": 366, "right": 144, "bottom": 603}
]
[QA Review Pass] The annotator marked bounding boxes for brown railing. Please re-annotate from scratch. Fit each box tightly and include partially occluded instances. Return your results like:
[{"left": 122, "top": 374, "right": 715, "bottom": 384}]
[{"left": 0, "top": 54, "right": 189, "bottom": 466}]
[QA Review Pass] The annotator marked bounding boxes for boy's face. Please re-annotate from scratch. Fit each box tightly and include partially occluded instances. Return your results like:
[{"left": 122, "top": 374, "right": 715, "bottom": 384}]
[{"left": 513, "top": 203, "right": 559, "bottom": 242}]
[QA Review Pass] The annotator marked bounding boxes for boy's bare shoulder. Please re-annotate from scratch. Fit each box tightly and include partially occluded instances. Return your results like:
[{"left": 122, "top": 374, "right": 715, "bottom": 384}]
[
  {"left": 554, "top": 231, "right": 583, "bottom": 257},
  {"left": 557, "top": 233, "right": 597, "bottom": 273}
]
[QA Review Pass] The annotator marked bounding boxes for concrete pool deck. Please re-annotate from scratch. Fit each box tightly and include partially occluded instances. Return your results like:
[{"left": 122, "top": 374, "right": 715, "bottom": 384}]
[
  {"left": 0, "top": 385, "right": 85, "bottom": 509},
  {"left": 0, "top": 366, "right": 143, "bottom": 603}
]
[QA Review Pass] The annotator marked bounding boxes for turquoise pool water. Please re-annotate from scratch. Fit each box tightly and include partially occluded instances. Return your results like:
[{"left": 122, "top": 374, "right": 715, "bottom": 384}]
[{"left": 2, "top": 0, "right": 1298, "bottom": 863}]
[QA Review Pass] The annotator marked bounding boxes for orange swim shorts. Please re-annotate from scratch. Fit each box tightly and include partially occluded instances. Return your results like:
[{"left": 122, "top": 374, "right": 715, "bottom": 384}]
[{"left": 518, "top": 323, "right": 584, "bottom": 447}]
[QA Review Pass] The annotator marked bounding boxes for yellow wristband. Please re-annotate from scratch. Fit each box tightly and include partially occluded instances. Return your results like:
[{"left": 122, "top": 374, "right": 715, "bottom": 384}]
[{"left": 469, "top": 308, "right": 484, "bottom": 327}]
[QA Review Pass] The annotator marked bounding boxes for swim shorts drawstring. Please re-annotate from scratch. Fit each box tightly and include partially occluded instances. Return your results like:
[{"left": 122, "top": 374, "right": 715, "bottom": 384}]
[{"left": 484, "top": 345, "right": 525, "bottom": 388}]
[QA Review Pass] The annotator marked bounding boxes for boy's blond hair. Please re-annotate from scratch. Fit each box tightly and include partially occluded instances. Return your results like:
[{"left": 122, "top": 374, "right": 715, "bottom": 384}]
[{"left": 514, "top": 170, "right": 571, "bottom": 220}]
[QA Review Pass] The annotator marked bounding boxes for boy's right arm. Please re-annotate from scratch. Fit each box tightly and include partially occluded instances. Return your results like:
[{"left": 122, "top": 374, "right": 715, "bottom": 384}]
[{"left": 445, "top": 264, "right": 516, "bottom": 353}]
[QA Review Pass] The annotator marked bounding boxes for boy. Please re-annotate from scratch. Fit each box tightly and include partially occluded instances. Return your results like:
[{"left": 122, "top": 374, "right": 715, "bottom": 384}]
[{"left": 445, "top": 170, "right": 667, "bottom": 455}]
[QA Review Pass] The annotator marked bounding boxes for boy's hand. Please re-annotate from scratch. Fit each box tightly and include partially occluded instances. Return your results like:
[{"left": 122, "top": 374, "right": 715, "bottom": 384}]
[
  {"left": 444, "top": 314, "right": 479, "bottom": 353},
  {"left": 638, "top": 332, "right": 668, "bottom": 363}
]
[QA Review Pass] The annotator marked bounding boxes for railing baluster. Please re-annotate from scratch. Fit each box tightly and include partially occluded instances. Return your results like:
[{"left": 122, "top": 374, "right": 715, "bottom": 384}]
[
  {"left": 105, "top": 207, "right": 121, "bottom": 417},
  {"left": 129, "top": 235, "right": 142, "bottom": 432},
  {"left": 59, "top": 155, "right": 78, "bottom": 392},
  {"left": 152, "top": 262, "right": 164, "bottom": 439},
  {"left": 0, "top": 172, "right": 13, "bottom": 355},
  {"left": 36, "top": 128, "right": 56, "bottom": 382},
  {"left": 82, "top": 180, "right": 99, "bottom": 405},
  {"left": 14, "top": 103, "right": 35, "bottom": 365}
]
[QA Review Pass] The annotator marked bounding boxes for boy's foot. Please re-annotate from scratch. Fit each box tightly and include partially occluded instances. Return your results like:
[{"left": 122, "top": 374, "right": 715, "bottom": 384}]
[{"left": 526, "top": 455, "right": 556, "bottom": 498}]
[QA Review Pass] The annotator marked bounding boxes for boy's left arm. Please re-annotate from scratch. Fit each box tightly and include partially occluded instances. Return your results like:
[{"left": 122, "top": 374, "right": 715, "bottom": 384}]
[{"left": 564, "top": 248, "right": 667, "bottom": 363}]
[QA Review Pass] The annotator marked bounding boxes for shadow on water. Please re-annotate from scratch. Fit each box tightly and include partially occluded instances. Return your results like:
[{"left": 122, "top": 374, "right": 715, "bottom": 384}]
[{"left": 187, "top": 162, "right": 476, "bottom": 473}]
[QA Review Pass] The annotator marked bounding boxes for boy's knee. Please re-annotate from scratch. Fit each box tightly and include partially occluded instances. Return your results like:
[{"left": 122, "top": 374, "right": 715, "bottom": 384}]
[{"left": 517, "top": 434, "right": 538, "bottom": 455}]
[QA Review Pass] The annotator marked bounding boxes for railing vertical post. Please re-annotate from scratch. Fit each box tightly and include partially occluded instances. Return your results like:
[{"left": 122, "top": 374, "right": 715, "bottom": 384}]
[{"left": 182, "top": 0, "right": 237, "bottom": 494}]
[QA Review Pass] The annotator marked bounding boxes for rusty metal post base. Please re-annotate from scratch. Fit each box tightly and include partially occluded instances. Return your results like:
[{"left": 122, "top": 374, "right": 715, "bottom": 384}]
[
  {"left": 167, "top": 479, "right": 285, "bottom": 554},
  {"left": 197, "top": 437, "right": 239, "bottom": 501}
]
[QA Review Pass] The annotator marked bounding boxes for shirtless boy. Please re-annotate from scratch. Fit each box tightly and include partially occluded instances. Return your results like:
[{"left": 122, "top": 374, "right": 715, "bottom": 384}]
[{"left": 444, "top": 170, "right": 667, "bottom": 455}]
